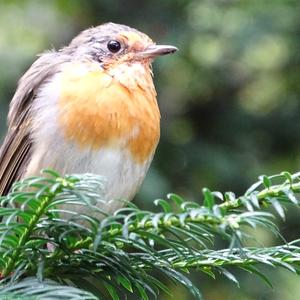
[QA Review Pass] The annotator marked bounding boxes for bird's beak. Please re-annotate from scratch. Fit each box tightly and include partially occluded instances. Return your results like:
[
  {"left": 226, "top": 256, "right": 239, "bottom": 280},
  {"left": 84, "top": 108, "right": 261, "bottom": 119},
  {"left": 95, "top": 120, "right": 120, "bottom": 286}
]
[{"left": 137, "top": 45, "right": 178, "bottom": 59}]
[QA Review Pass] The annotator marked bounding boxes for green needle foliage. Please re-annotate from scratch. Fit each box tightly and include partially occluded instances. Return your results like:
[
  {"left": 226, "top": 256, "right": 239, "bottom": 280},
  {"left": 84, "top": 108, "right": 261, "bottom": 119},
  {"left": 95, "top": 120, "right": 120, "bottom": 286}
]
[{"left": 0, "top": 170, "right": 300, "bottom": 299}]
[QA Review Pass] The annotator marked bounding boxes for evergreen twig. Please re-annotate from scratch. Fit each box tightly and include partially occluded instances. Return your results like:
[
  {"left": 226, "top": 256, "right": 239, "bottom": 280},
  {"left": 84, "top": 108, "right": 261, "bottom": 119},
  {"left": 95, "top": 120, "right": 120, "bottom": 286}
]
[{"left": 0, "top": 170, "right": 299, "bottom": 299}]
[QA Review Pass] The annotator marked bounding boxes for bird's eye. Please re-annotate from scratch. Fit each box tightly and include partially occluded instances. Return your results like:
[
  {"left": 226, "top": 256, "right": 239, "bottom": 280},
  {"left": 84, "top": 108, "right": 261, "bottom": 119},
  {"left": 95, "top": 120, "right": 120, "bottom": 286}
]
[{"left": 107, "top": 40, "right": 121, "bottom": 53}]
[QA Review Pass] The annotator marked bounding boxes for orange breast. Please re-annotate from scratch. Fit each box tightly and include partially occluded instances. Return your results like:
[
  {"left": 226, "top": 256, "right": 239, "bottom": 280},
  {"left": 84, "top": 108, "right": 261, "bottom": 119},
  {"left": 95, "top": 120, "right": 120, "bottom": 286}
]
[{"left": 58, "top": 62, "right": 160, "bottom": 163}]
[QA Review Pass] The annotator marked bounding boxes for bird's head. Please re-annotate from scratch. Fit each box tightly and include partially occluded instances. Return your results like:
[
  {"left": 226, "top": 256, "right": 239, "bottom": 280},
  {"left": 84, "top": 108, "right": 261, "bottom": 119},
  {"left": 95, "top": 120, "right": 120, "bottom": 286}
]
[{"left": 65, "top": 22, "right": 177, "bottom": 69}]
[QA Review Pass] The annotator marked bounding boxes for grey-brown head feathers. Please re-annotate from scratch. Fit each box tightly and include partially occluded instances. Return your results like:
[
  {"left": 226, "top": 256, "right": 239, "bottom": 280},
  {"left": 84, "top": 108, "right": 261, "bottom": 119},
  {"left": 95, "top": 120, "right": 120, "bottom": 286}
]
[
  {"left": 62, "top": 22, "right": 153, "bottom": 64},
  {"left": 68, "top": 23, "right": 145, "bottom": 48}
]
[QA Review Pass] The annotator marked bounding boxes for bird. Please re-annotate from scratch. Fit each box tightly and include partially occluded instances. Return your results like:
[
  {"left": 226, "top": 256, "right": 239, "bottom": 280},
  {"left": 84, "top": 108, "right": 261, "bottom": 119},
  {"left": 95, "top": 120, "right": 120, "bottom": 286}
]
[{"left": 0, "top": 22, "right": 177, "bottom": 215}]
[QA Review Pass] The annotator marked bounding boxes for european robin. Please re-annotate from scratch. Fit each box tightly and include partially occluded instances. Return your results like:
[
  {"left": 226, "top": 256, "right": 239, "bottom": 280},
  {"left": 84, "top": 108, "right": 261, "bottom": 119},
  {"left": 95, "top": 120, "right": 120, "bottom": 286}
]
[{"left": 0, "top": 22, "right": 177, "bottom": 214}]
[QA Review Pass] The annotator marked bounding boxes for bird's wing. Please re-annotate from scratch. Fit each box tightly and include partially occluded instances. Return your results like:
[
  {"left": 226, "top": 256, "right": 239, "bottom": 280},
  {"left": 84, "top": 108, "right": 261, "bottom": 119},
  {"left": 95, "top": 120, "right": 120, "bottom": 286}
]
[{"left": 0, "top": 51, "right": 69, "bottom": 195}]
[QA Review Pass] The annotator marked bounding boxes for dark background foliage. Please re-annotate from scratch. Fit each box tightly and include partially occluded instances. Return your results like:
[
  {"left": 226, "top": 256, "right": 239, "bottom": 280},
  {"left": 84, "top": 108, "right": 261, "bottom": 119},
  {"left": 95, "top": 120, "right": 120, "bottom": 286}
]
[{"left": 0, "top": 0, "right": 299, "bottom": 299}]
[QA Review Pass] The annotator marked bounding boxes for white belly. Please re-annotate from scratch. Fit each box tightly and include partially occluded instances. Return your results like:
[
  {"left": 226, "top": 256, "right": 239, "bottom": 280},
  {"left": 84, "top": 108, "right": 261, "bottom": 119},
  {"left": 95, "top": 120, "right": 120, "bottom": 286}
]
[{"left": 26, "top": 141, "right": 152, "bottom": 216}]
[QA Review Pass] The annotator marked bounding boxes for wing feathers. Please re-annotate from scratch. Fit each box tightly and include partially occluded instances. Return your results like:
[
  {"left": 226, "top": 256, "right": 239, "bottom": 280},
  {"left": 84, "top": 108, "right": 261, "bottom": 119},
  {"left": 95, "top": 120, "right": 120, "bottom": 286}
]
[
  {"left": 0, "top": 51, "right": 70, "bottom": 196},
  {"left": 0, "top": 129, "right": 31, "bottom": 195}
]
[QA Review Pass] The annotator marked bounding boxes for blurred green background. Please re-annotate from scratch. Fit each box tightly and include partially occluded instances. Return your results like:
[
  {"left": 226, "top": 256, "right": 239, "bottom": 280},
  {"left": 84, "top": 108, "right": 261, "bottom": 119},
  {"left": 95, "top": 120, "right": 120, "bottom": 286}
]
[{"left": 0, "top": 0, "right": 299, "bottom": 299}]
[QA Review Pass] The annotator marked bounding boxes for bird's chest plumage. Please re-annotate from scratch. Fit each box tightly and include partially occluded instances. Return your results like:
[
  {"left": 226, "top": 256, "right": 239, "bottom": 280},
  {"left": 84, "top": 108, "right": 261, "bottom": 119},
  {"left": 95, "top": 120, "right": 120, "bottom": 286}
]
[
  {"left": 28, "top": 61, "right": 160, "bottom": 204},
  {"left": 58, "top": 62, "right": 160, "bottom": 163}
]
